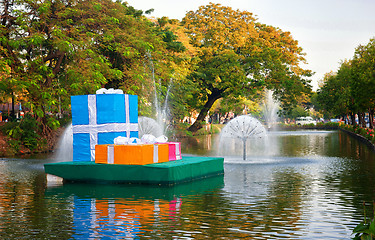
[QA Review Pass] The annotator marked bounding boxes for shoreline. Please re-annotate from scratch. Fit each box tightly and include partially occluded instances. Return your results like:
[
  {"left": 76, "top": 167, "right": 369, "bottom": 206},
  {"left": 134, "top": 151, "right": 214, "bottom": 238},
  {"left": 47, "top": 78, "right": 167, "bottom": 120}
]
[{"left": 1, "top": 122, "right": 375, "bottom": 157}]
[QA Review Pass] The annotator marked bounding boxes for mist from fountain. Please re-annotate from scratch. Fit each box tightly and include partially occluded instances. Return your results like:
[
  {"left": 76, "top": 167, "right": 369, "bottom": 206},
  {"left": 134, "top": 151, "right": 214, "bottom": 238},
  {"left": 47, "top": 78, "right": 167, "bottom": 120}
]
[
  {"left": 262, "top": 90, "right": 280, "bottom": 129},
  {"left": 145, "top": 50, "right": 173, "bottom": 136},
  {"left": 153, "top": 80, "right": 172, "bottom": 136},
  {"left": 54, "top": 123, "right": 73, "bottom": 162}
]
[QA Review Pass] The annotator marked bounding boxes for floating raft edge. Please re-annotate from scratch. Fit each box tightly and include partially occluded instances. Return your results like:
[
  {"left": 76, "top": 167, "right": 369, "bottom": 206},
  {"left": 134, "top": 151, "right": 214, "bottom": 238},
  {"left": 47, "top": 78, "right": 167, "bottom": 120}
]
[{"left": 44, "top": 156, "right": 224, "bottom": 186}]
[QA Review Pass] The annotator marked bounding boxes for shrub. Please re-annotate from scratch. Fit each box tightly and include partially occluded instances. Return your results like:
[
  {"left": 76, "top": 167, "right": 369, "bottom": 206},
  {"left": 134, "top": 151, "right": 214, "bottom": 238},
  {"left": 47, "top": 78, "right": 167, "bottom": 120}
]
[{"left": 6, "top": 114, "right": 41, "bottom": 151}]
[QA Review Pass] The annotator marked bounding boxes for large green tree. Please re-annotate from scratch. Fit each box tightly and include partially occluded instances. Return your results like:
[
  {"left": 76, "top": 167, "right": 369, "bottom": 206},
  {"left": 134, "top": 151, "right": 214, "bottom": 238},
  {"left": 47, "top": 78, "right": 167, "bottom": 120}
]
[
  {"left": 182, "top": 3, "right": 312, "bottom": 132},
  {"left": 0, "top": 0, "right": 177, "bottom": 136},
  {"left": 317, "top": 67, "right": 352, "bottom": 121}
]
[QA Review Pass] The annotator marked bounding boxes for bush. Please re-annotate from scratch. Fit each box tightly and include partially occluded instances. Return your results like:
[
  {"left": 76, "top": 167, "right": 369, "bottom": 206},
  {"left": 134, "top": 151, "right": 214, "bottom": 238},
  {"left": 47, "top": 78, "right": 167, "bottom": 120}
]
[
  {"left": 8, "top": 139, "right": 21, "bottom": 153},
  {"left": 6, "top": 114, "right": 41, "bottom": 151},
  {"left": 364, "top": 128, "right": 375, "bottom": 142}
]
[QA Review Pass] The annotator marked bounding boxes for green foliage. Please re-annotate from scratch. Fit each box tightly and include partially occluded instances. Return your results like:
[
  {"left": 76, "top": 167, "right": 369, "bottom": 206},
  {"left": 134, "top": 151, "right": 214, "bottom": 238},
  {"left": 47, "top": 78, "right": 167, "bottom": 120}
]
[
  {"left": 47, "top": 117, "right": 61, "bottom": 130},
  {"left": 288, "top": 106, "right": 309, "bottom": 119},
  {"left": 317, "top": 62, "right": 353, "bottom": 118},
  {"left": 8, "top": 139, "right": 21, "bottom": 153},
  {"left": 352, "top": 202, "right": 375, "bottom": 240},
  {"left": 318, "top": 37, "right": 375, "bottom": 123},
  {"left": 5, "top": 115, "right": 41, "bottom": 151},
  {"left": 1, "top": 0, "right": 187, "bottom": 141},
  {"left": 161, "top": 28, "right": 186, "bottom": 52},
  {"left": 185, "top": 131, "right": 193, "bottom": 137},
  {"left": 324, "top": 122, "right": 340, "bottom": 128}
]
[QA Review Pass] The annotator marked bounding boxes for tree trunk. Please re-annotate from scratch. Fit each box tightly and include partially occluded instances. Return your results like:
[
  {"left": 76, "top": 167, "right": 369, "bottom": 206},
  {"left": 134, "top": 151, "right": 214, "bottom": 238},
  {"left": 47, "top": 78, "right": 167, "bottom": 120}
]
[
  {"left": 350, "top": 113, "right": 356, "bottom": 126},
  {"left": 369, "top": 108, "right": 374, "bottom": 129},
  {"left": 358, "top": 112, "right": 365, "bottom": 128},
  {"left": 362, "top": 112, "right": 367, "bottom": 128},
  {"left": 11, "top": 94, "right": 15, "bottom": 120},
  {"left": 188, "top": 90, "right": 222, "bottom": 132}
]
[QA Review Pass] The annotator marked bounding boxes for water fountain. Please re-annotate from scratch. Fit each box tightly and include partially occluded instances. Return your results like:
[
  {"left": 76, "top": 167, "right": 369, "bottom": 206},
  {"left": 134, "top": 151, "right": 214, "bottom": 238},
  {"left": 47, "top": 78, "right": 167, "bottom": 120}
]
[
  {"left": 145, "top": 50, "right": 173, "bottom": 136},
  {"left": 54, "top": 123, "right": 73, "bottom": 162},
  {"left": 218, "top": 115, "right": 266, "bottom": 161},
  {"left": 262, "top": 90, "right": 280, "bottom": 129}
]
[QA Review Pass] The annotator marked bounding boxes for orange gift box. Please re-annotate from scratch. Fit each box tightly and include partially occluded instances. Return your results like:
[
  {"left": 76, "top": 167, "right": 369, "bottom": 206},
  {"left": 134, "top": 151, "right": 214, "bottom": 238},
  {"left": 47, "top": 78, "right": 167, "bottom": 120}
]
[{"left": 95, "top": 144, "right": 169, "bottom": 165}]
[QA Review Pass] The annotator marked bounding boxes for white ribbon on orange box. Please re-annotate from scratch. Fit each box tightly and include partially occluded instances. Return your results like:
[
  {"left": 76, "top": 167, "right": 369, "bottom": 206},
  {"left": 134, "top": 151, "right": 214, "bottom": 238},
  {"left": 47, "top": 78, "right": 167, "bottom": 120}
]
[
  {"left": 153, "top": 145, "right": 159, "bottom": 163},
  {"left": 107, "top": 145, "right": 115, "bottom": 164}
]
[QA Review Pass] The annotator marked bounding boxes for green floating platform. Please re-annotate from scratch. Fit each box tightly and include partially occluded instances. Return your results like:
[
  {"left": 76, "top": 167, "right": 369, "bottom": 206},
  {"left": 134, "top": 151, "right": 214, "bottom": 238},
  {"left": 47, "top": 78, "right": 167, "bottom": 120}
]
[{"left": 44, "top": 156, "right": 224, "bottom": 185}]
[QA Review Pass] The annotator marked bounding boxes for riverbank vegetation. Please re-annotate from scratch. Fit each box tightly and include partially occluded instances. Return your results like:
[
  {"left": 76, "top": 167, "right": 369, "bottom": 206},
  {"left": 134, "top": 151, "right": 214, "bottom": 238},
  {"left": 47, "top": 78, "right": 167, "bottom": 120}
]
[{"left": 316, "top": 38, "right": 375, "bottom": 129}]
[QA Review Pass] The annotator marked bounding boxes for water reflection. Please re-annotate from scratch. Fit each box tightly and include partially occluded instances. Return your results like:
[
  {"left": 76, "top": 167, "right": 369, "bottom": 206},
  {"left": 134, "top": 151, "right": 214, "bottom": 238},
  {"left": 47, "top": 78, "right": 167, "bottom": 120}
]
[
  {"left": 0, "top": 130, "right": 374, "bottom": 239},
  {"left": 179, "top": 130, "right": 341, "bottom": 159},
  {"left": 45, "top": 176, "right": 224, "bottom": 239}
]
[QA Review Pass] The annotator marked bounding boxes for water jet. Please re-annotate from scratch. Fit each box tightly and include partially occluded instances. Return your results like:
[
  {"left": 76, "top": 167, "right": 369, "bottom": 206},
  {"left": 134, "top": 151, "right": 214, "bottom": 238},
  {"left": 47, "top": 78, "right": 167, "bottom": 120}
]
[{"left": 219, "top": 115, "right": 266, "bottom": 161}]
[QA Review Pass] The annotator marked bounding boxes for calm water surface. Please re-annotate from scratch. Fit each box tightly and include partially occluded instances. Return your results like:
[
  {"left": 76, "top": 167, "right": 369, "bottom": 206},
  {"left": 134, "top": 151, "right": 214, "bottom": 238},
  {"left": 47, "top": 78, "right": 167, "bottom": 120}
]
[{"left": 0, "top": 130, "right": 375, "bottom": 239}]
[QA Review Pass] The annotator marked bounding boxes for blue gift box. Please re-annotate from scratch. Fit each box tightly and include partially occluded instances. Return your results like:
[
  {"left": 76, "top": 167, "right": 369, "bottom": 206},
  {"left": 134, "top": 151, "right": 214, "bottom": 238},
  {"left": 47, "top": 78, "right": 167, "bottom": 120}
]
[{"left": 71, "top": 94, "right": 138, "bottom": 162}]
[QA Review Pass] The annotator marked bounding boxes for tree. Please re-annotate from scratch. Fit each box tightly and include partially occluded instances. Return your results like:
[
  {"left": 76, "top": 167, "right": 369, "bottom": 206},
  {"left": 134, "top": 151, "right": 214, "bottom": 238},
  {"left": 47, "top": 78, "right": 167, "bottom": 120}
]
[
  {"left": 351, "top": 38, "right": 375, "bottom": 128},
  {"left": 182, "top": 3, "right": 311, "bottom": 132},
  {"left": 318, "top": 37, "right": 375, "bottom": 127},
  {"left": 317, "top": 62, "right": 354, "bottom": 122},
  {"left": 0, "top": 0, "right": 175, "bottom": 137}
]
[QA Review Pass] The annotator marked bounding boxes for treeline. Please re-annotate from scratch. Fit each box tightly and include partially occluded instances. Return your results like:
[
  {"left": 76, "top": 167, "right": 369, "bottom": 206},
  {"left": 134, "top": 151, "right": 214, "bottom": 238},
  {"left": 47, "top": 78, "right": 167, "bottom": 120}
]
[
  {"left": 317, "top": 38, "right": 375, "bottom": 128},
  {"left": 1, "top": 0, "right": 312, "bottom": 138}
]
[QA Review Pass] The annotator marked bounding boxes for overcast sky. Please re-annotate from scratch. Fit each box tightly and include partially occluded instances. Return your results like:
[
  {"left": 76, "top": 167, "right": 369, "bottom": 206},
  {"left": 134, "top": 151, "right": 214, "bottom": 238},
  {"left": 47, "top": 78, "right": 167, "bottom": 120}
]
[{"left": 126, "top": 0, "right": 375, "bottom": 91}]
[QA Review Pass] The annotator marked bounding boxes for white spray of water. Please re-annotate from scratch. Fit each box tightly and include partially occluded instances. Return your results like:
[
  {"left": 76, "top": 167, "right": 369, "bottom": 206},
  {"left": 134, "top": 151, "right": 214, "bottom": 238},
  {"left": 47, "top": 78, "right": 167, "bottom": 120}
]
[
  {"left": 145, "top": 51, "right": 173, "bottom": 135},
  {"left": 262, "top": 90, "right": 280, "bottom": 129},
  {"left": 218, "top": 115, "right": 267, "bottom": 161},
  {"left": 54, "top": 123, "right": 73, "bottom": 162}
]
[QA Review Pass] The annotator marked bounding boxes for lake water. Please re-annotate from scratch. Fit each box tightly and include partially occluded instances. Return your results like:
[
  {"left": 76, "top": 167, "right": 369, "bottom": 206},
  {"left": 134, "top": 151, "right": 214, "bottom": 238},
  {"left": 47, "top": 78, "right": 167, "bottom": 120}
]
[{"left": 0, "top": 130, "right": 374, "bottom": 239}]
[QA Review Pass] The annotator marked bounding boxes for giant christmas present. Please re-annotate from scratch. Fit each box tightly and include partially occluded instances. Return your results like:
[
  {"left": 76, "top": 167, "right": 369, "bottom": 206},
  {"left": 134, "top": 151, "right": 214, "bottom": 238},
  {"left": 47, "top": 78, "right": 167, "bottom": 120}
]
[
  {"left": 71, "top": 91, "right": 138, "bottom": 162},
  {"left": 95, "top": 143, "right": 169, "bottom": 165}
]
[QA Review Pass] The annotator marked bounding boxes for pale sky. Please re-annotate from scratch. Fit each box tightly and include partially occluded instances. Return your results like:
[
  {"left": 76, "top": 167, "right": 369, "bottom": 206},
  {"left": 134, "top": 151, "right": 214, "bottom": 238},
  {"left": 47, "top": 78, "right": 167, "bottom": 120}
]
[{"left": 126, "top": 0, "right": 375, "bottom": 91}]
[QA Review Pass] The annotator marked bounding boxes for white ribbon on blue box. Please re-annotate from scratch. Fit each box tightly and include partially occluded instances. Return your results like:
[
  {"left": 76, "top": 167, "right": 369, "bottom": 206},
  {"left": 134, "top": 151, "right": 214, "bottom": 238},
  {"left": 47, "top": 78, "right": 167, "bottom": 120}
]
[{"left": 71, "top": 93, "right": 138, "bottom": 161}]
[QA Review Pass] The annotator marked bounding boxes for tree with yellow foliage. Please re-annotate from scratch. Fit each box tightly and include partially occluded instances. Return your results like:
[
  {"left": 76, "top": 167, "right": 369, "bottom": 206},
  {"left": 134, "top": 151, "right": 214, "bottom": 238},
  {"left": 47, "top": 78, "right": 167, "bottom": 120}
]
[{"left": 183, "top": 3, "right": 312, "bottom": 132}]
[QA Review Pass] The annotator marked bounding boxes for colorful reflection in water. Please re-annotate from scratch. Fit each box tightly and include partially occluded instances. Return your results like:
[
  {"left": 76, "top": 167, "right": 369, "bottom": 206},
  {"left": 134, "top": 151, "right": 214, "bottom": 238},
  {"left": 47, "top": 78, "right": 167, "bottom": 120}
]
[
  {"left": 44, "top": 177, "right": 224, "bottom": 239},
  {"left": 71, "top": 196, "right": 182, "bottom": 238}
]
